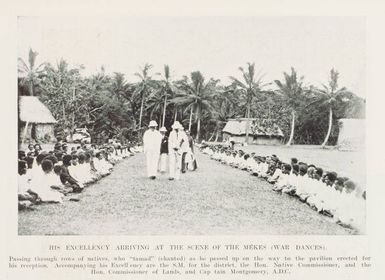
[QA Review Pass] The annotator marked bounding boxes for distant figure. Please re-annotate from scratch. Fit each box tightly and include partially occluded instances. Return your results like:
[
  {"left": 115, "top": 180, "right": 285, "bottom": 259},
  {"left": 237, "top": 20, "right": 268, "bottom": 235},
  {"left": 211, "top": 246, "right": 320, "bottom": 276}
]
[
  {"left": 159, "top": 127, "right": 168, "bottom": 173},
  {"left": 180, "top": 127, "right": 190, "bottom": 173},
  {"left": 229, "top": 136, "right": 235, "bottom": 149},
  {"left": 185, "top": 130, "right": 198, "bottom": 171},
  {"left": 143, "top": 120, "right": 162, "bottom": 180}
]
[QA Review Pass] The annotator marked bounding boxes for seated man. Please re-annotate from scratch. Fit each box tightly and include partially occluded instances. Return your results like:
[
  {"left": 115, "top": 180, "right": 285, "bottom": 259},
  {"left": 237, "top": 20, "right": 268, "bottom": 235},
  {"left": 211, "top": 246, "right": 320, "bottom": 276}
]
[
  {"left": 29, "top": 159, "right": 63, "bottom": 203},
  {"left": 267, "top": 161, "right": 282, "bottom": 184},
  {"left": 282, "top": 164, "right": 299, "bottom": 195},
  {"left": 18, "top": 160, "right": 36, "bottom": 205},
  {"left": 258, "top": 157, "right": 269, "bottom": 178},
  {"left": 294, "top": 164, "right": 309, "bottom": 200},
  {"left": 273, "top": 164, "right": 291, "bottom": 192},
  {"left": 60, "top": 155, "right": 84, "bottom": 193}
]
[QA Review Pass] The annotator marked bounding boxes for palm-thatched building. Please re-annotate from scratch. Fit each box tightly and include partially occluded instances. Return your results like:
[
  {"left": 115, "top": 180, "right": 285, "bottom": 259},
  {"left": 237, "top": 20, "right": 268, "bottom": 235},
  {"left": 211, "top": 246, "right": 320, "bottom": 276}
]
[
  {"left": 19, "top": 96, "right": 57, "bottom": 144},
  {"left": 222, "top": 118, "right": 284, "bottom": 145}
]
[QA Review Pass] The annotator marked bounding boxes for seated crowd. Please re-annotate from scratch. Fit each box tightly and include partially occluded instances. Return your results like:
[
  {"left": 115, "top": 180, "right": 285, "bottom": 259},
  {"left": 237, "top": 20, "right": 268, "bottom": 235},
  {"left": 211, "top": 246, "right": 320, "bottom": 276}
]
[
  {"left": 18, "top": 140, "right": 142, "bottom": 209},
  {"left": 201, "top": 144, "right": 366, "bottom": 233}
]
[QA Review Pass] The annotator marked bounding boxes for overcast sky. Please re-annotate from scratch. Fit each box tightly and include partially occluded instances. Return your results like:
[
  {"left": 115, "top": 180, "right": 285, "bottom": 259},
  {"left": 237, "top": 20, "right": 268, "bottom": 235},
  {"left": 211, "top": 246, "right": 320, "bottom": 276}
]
[{"left": 18, "top": 16, "right": 366, "bottom": 97}]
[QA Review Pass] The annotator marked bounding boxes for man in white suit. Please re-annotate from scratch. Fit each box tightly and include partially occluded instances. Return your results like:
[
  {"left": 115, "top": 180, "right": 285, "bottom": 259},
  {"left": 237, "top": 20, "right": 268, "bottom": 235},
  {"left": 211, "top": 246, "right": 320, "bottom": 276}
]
[
  {"left": 143, "top": 120, "right": 162, "bottom": 179},
  {"left": 168, "top": 121, "right": 188, "bottom": 180}
]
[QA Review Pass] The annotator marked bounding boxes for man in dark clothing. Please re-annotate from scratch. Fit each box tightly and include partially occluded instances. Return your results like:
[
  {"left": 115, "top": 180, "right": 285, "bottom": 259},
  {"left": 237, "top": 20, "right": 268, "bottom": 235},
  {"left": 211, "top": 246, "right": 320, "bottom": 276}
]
[
  {"left": 159, "top": 127, "right": 168, "bottom": 173},
  {"left": 60, "top": 155, "right": 84, "bottom": 193}
]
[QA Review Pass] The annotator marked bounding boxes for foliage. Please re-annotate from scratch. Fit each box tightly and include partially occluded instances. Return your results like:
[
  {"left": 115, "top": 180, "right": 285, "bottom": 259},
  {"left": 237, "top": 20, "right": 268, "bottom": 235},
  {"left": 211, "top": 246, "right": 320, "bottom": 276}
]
[{"left": 18, "top": 49, "right": 365, "bottom": 145}]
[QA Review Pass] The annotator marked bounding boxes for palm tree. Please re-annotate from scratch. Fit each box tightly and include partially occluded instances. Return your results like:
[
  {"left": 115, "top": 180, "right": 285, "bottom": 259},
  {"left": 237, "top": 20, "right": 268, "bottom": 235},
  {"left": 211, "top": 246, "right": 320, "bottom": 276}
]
[
  {"left": 308, "top": 69, "right": 352, "bottom": 148},
  {"left": 155, "top": 65, "right": 176, "bottom": 127},
  {"left": 134, "top": 63, "right": 156, "bottom": 130},
  {"left": 229, "top": 62, "right": 270, "bottom": 143},
  {"left": 110, "top": 72, "right": 129, "bottom": 96},
  {"left": 18, "top": 48, "right": 46, "bottom": 96},
  {"left": 274, "top": 67, "right": 307, "bottom": 146},
  {"left": 146, "top": 89, "right": 165, "bottom": 124},
  {"left": 39, "top": 59, "right": 85, "bottom": 137},
  {"left": 172, "top": 71, "right": 218, "bottom": 141}
]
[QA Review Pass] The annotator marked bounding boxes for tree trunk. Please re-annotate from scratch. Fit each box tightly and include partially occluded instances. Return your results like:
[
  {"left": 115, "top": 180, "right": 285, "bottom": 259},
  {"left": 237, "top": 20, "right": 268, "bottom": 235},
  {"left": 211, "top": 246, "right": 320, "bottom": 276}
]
[
  {"left": 174, "top": 107, "right": 177, "bottom": 122},
  {"left": 214, "top": 130, "right": 219, "bottom": 142},
  {"left": 245, "top": 104, "right": 251, "bottom": 144},
  {"left": 71, "top": 113, "right": 75, "bottom": 136},
  {"left": 188, "top": 106, "right": 193, "bottom": 131},
  {"left": 22, "top": 122, "right": 29, "bottom": 145},
  {"left": 196, "top": 117, "right": 201, "bottom": 142},
  {"left": 208, "top": 130, "right": 215, "bottom": 142},
  {"left": 321, "top": 107, "right": 333, "bottom": 148},
  {"left": 162, "top": 94, "right": 167, "bottom": 127},
  {"left": 286, "top": 110, "right": 296, "bottom": 146},
  {"left": 138, "top": 94, "right": 145, "bottom": 129},
  {"left": 71, "top": 87, "right": 76, "bottom": 136},
  {"left": 29, "top": 81, "right": 34, "bottom": 96}
]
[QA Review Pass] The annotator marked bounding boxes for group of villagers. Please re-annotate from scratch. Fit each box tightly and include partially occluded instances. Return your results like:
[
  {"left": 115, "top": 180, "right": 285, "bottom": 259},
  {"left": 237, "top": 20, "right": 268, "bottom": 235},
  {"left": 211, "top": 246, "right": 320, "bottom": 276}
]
[
  {"left": 201, "top": 143, "right": 366, "bottom": 233},
  {"left": 18, "top": 140, "right": 141, "bottom": 209}
]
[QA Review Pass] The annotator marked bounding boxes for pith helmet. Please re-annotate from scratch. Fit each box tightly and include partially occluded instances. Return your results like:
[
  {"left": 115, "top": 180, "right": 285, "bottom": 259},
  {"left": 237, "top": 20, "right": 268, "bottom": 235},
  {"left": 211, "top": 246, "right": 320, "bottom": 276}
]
[
  {"left": 171, "top": 121, "right": 183, "bottom": 129},
  {"left": 149, "top": 120, "right": 158, "bottom": 127}
]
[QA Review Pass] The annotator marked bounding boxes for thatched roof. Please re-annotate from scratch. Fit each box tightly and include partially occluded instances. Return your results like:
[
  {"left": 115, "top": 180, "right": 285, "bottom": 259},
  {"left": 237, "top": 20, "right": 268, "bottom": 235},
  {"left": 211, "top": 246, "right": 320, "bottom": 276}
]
[
  {"left": 19, "top": 96, "right": 57, "bottom": 124},
  {"left": 223, "top": 118, "right": 284, "bottom": 137}
]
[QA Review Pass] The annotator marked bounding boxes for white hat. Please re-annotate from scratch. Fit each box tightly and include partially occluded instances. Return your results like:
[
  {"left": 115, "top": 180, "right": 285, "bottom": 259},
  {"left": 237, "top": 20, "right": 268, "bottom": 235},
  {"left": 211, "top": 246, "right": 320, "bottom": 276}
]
[
  {"left": 172, "top": 121, "right": 183, "bottom": 129},
  {"left": 149, "top": 120, "right": 158, "bottom": 127},
  {"left": 160, "top": 127, "right": 167, "bottom": 132}
]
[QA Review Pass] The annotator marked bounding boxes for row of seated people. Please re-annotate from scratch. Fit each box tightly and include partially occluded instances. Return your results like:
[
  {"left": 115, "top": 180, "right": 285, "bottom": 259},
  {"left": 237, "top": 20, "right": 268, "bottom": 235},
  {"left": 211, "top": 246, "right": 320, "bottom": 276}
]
[
  {"left": 201, "top": 144, "right": 366, "bottom": 233},
  {"left": 18, "top": 141, "right": 142, "bottom": 209}
]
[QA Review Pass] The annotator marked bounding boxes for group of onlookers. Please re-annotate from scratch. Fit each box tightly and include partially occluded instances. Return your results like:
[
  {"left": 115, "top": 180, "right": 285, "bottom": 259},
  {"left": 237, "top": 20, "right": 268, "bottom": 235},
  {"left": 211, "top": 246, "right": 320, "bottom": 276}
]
[
  {"left": 18, "top": 141, "right": 141, "bottom": 209},
  {"left": 201, "top": 144, "right": 366, "bottom": 233}
]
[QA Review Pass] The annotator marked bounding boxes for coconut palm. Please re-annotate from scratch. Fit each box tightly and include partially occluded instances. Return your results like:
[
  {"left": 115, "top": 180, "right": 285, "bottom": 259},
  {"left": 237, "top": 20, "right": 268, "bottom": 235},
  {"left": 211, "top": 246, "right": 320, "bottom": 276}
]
[
  {"left": 155, "top": 65, "right": 176, "bottom": 127},
  {"left": 134, "top": 63, "right": 156, "bottom": 130},
  {"left": 274, "top": 67, "right": 307, "bottom": 146},
  {"left": 229, "top": 62, "right": 270, "bottom": 143},
  {"left": 146, "top": 89, "right": 165, "bottom": 124},
  {"left": 110, "top": 72, "right": 129, "bottom": 96},
  {"left": 308, "top": 69, "right": 353, "bottom": 147},
  {"left": 172, "top": 71, "right": 219, "bottom": 140},
  {"left": 18, "top": 48, "right": 46, "bottom": 96},
  {"left": 207, "top": 85, "right": 238, "bottom": 141},
  {"left": 39, "top": 59, "right": 85, "bottom": 137}
]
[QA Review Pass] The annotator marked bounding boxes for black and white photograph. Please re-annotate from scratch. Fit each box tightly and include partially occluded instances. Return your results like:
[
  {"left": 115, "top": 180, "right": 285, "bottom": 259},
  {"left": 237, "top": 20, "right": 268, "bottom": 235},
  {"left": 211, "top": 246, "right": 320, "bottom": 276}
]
[{"left": 17, "top": 16, "right": 366, "bottom": 235}]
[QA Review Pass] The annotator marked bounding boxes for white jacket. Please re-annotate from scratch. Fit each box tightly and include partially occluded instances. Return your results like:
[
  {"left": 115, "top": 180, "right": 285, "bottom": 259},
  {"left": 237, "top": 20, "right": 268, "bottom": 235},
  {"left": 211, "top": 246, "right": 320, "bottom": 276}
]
[
  {"left": 143, "top": 129, "right": 162, "bottom": 154},
  {"left": 168, "top": 130, "right": 188, "bottom": 153}
]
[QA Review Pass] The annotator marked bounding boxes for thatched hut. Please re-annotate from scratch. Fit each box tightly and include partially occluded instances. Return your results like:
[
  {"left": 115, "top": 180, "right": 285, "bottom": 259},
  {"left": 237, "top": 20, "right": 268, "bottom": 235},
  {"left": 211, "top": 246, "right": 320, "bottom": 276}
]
[
  {"left": 19, "top": 96, "right": 57, "bottom": 144},
  {"left": 222, "top": 118, "right": 284, "bottom": 145}
]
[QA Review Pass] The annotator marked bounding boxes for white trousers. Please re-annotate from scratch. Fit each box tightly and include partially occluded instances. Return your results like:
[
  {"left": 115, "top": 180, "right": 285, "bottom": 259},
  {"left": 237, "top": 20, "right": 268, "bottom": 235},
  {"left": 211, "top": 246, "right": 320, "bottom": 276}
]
[
  {"left": 159, "top": 153, "right": 168, "bottom": 172},
  {"left": 169, "top": 151, "right": 181, "bottom": 179},
  {"left": 146, "top": 151, "right": 160, "bottom": 177}
]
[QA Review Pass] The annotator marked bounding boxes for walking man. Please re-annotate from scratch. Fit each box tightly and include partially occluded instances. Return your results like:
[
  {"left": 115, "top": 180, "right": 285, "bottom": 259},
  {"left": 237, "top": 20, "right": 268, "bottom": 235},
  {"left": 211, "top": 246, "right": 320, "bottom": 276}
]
[
  {"left": 159, "top": 126, "right": 168, "bottom": 173},
  {"left": 168, "top": 121, "right": 188, "bottom": 180},
  {"left": 143, "top": 120, "right": 162, "bottom": 179}
]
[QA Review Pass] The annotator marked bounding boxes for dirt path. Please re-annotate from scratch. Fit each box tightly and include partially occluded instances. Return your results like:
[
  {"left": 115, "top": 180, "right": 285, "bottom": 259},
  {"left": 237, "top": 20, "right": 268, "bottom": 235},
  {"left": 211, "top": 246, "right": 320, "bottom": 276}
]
[{"left": 18, "top": 152, "right": 353, "bottom": 235}]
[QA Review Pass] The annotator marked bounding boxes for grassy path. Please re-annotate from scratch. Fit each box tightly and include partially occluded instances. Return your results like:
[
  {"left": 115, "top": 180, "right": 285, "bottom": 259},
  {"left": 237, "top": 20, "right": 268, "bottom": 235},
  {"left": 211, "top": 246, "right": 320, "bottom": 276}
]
[{"left": 18, "top": 152, "right": 352, "bottom": 235}]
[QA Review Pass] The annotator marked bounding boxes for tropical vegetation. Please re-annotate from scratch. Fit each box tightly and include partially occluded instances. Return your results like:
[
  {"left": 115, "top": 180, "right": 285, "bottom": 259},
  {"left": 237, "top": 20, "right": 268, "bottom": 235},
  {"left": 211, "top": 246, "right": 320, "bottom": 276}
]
[{"left": 18, "top": 48, "right": 365, "bottom": 146}]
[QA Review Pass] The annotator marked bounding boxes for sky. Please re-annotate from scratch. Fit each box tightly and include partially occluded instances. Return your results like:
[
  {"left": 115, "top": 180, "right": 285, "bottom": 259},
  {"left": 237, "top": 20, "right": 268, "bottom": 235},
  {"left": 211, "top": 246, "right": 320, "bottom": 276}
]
[{"left": 18, "top": 16, "right": 366, "bottom": 97}]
